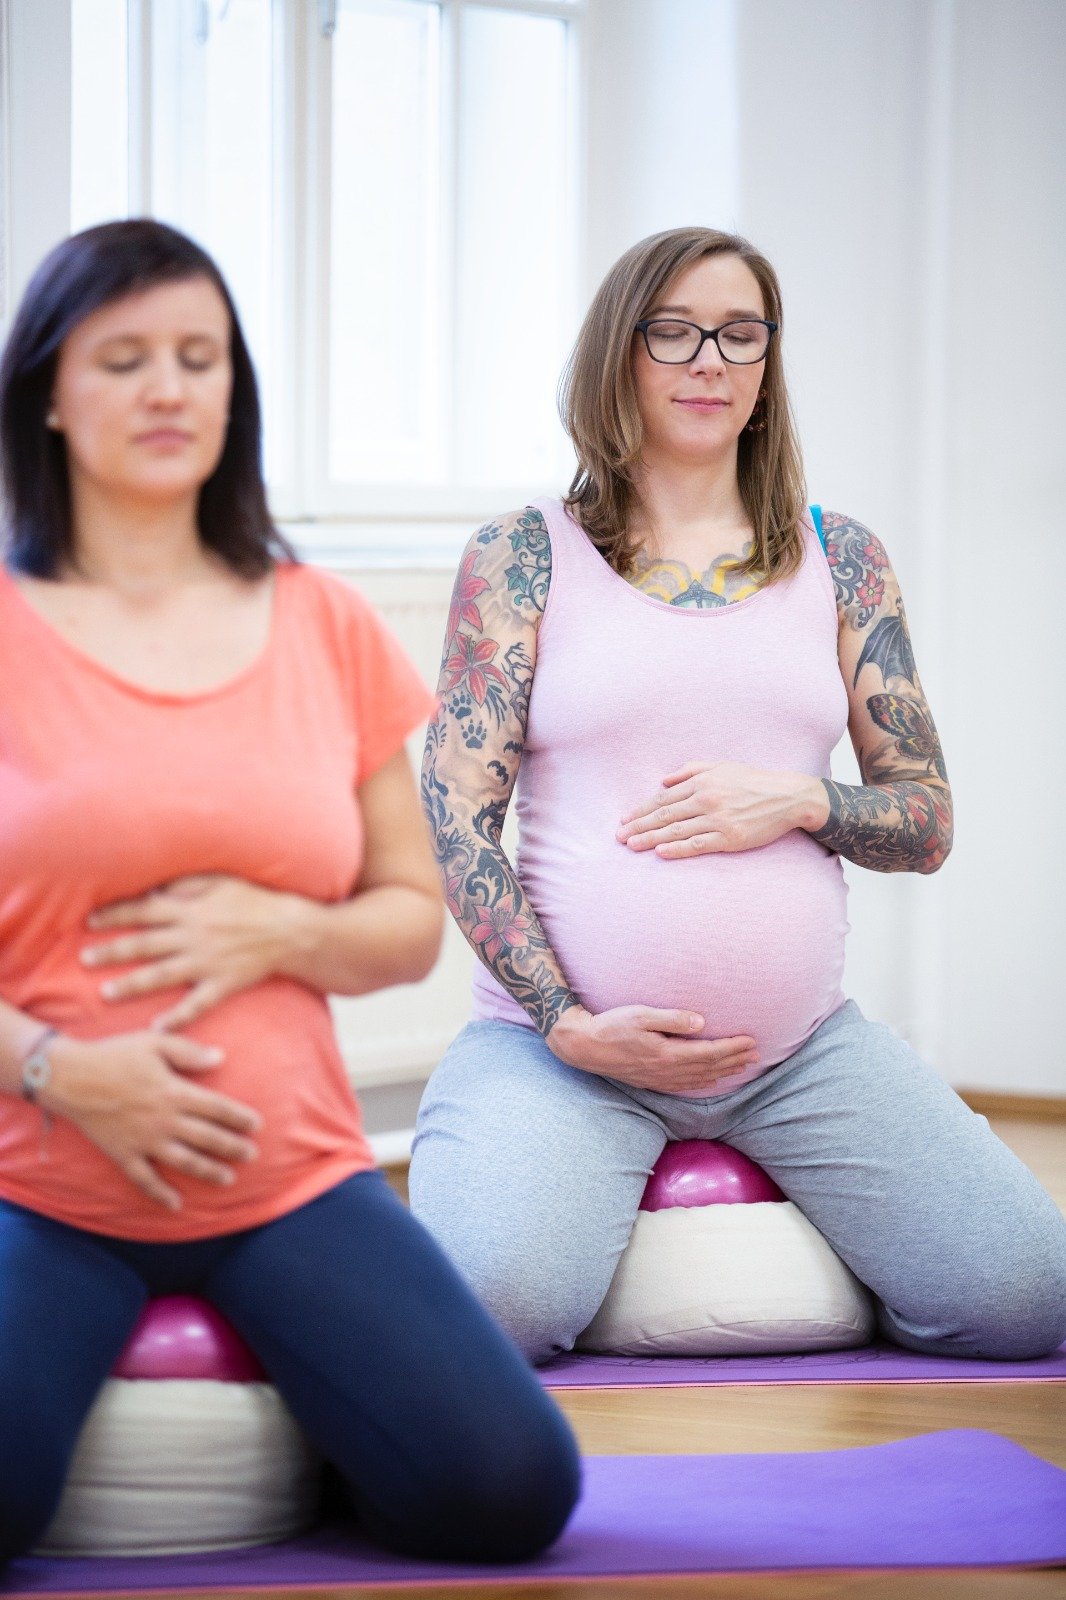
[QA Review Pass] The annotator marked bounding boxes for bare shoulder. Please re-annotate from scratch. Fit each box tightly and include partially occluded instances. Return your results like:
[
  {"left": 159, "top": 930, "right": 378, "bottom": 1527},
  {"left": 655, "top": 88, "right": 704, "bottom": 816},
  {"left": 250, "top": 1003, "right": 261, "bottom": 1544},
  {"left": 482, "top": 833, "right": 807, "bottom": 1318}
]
[{"left": 820, "top": 509, "right": 902, "bottom": 632}]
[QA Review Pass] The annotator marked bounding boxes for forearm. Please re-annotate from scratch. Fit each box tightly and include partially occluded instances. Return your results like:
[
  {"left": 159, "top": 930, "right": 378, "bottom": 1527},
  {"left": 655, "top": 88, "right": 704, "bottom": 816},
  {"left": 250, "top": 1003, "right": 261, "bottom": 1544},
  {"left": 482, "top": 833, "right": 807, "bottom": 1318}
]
[
  {"left": 271, "top": 885, "right": 443, "bottom": 996},
  {"left": 423, "top": 714, "right": 576, "bottom": 1030},
  {"left": 432, "top": 822, "right": 578, "bottom": 1033},
  {"left": 807, "top": 778, "right": 954, "bottom": 874}
]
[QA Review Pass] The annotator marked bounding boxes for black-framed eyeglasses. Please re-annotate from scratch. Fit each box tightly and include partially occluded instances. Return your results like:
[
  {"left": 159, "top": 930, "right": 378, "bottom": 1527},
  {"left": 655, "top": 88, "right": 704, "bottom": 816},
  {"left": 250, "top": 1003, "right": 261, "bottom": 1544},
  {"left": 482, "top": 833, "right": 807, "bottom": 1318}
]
[{"left": 635, "top": 317, "right": 778, "bottom": 365}]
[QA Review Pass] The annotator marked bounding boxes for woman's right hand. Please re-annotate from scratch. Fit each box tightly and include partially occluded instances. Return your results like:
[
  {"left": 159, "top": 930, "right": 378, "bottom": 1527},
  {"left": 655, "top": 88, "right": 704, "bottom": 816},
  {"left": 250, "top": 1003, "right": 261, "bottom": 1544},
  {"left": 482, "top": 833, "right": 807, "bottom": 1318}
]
[
  {"left": 40, "top": 1032, "right": 262, "bottom": 1212},
  {"left": 546, "top": 1005, "right": 758, "bottom": 1095}
]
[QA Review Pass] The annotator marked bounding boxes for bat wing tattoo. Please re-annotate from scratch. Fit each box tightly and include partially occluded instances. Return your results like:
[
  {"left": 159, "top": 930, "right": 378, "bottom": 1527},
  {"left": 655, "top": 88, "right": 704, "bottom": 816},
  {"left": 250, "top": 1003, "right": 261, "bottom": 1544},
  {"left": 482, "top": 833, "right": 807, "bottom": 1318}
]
[{"left": 853, "top": 598, "right": 917, "bottom": 688}]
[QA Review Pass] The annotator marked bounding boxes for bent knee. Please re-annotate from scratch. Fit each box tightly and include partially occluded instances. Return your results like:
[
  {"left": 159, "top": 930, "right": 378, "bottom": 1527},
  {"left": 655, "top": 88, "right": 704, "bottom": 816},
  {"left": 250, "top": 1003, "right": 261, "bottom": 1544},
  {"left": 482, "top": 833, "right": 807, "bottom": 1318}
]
[
  {"left": 375, "top": 1403, "right": 581, "bottom": 1563},
  {"left": 975, "top": 1217, "right": 1066, "bottom": 1357},
  {"left": 405, "top": 1211, "right": 601, "bottom": 1363},
  {"left": 429, "top": 1412, "right": 582, "bottom": 1561},
  {"left": 458, "top": 1272, "right": 596, "bottom": 1365},
  {"left": 884, "top": 1226, "right": 1066, "bottom": 1360},
  {"left": 969, "top": 1277, "right": 1066, "bottom": 1359}
]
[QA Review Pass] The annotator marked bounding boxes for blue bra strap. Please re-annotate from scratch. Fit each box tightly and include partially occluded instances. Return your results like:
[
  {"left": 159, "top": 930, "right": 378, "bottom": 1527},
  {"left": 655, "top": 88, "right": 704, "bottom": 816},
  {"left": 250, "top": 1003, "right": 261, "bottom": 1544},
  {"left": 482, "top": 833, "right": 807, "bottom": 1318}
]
[{"left": 809, "top": 503, "right": 826, "bottom": 555}]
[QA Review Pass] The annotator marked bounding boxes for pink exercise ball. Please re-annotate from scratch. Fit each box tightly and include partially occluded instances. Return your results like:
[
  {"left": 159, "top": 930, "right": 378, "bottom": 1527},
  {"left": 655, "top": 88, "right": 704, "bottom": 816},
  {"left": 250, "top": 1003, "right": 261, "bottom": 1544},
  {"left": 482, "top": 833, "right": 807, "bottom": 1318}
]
[
  {"left": 640, "top": 1140, "right": 785, "bottom": 1212},
  {"left": 112, "top": 1295, "right": 267, "bottom": 1382}
]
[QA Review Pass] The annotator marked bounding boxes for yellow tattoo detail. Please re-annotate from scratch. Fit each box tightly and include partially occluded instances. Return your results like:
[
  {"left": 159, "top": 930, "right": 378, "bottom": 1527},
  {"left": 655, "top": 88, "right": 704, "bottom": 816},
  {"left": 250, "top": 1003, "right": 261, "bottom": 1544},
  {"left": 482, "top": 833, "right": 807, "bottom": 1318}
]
[{"left": 628, "top": 553, "right": 762, "bottom": 607}]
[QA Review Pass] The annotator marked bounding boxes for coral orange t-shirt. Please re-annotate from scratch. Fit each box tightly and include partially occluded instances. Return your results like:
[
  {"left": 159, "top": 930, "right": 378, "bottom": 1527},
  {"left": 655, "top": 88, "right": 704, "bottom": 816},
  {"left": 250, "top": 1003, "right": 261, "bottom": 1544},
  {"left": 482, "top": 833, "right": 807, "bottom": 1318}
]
[{"left": 0, "top": 560, "right": 435, "bottom": 1240}]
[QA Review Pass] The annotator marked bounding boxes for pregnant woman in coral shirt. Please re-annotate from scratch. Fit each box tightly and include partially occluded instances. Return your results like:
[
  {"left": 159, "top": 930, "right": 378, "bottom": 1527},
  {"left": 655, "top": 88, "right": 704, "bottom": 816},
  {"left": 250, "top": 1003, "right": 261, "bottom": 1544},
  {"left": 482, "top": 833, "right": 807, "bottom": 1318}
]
[
  {"left": 411, "top": 226, "right": 1066, "bottom": 1363},
  {"left": 0, "top": 221, "right": 578, "bottom": 1564}
]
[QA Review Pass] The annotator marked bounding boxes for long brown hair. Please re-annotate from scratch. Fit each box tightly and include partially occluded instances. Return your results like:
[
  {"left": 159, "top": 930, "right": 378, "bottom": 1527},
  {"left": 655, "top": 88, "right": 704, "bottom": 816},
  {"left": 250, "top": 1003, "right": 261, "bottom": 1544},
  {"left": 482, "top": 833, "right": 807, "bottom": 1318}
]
[{"left": 560, "top": 227, "right": 807, "bottom": 582}]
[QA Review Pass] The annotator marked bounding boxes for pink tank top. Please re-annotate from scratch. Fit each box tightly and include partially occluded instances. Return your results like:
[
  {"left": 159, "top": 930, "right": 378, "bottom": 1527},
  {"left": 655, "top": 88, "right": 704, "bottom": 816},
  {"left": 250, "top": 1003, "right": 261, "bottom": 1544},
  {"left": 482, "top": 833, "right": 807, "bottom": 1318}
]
[{"left": 470, "top": 496, "right": 850, "bottom": 1090}]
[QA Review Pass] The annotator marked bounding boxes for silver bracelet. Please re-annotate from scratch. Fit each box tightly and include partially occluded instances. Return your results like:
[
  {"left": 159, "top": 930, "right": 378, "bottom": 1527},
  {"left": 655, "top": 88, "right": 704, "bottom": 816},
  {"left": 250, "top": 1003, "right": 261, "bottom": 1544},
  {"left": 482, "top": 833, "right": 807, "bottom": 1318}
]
[{"left": 20, "top": 1026, "right": 60, "bottom": 1104}]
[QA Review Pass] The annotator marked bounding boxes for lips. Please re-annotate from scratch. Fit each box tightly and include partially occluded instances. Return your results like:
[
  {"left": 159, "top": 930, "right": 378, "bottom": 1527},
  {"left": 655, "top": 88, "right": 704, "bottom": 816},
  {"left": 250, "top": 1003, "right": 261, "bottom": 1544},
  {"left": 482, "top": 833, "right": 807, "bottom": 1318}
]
[
  {"left": 673, "top": 398, "right": 729, "bottom": 411},
  {"left": 134, "top": 430, "right": 194, "bottom": 447}
]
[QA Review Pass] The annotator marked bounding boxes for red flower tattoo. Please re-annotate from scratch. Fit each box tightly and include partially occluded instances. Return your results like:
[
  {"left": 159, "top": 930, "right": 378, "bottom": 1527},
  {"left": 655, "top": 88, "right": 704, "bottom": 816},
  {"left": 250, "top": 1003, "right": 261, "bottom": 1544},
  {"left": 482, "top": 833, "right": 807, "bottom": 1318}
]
[
  {"left": 856, "top": 572, "right": 885, "bottom": 611},
  {"left": 470, "top": 894, "right": 534, "bottom": 962},
  {"left": 442, "top": 632, "right": 509, "bottom": 705},
  {"left": 447, "top": 550, "right": 491, "bottom": 639},
  {"left": 859, "top": 536, "right": 888, "bottom": 570}
]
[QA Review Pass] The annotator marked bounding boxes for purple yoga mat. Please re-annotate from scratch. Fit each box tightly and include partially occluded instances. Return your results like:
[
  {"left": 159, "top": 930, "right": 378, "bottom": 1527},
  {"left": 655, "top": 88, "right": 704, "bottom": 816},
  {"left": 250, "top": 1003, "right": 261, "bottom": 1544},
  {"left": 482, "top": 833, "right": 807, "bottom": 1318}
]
[
  {"left": 538, "top": 1339, "right": 1066, "bottom": 1388},
  {"left": 4, "top": 1431, "right": 1065, "bottom": 1593}
]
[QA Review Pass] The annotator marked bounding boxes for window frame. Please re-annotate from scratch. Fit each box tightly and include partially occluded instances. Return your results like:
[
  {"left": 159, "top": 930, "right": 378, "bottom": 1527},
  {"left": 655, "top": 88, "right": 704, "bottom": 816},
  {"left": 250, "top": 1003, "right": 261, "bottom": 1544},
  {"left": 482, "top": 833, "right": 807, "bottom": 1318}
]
[
  {"left": 7, "top": 0, "right": 584, "bottom": 561},
  {"left": 160, "top": 0, "right": 584, "bottom": 549},
  {"left": 299, "top": 0, "right": 584, "bottom": 538}
]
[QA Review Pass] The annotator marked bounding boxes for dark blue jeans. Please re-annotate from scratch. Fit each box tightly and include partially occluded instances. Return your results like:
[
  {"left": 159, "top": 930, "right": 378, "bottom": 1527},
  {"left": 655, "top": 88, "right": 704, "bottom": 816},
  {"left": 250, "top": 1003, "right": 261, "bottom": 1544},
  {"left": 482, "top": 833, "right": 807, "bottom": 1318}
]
[{"left": 0, "top": 1173, "right": 580, "bottom": 1563}]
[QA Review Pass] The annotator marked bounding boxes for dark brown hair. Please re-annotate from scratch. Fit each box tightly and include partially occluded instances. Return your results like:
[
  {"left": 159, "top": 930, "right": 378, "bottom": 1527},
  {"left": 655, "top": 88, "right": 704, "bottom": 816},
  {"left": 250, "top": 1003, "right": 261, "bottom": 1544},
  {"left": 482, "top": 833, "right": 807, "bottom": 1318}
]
[{"left": 0, "top": 218, "right": 295, "bottom": 578}]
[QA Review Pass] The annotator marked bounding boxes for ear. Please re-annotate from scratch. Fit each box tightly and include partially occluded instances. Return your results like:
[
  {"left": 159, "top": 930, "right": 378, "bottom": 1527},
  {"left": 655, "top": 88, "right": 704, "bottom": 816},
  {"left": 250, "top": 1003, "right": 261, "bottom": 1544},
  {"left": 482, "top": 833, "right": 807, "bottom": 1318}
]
[{"left": 45, "top": 405, "right": 61, "bottom": 430}]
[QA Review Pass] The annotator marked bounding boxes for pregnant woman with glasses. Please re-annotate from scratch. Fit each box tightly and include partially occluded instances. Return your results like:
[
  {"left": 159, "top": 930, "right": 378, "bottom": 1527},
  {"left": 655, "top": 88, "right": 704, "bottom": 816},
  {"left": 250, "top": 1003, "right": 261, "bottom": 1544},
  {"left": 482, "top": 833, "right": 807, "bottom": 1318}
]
[
  {"left": 0, "top": 220, "right": 579, "bottom": 1563},
  {"left": 411, "top": 226, "right": 1066, "bottom": 1364}
]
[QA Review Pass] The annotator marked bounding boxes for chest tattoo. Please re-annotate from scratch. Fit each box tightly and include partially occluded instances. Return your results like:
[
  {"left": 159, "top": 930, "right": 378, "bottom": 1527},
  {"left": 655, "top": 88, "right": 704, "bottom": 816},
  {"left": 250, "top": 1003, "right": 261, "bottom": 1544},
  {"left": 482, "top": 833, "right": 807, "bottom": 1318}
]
[{"left": 627, "top": 546, "right": 763, "bottom": 608}]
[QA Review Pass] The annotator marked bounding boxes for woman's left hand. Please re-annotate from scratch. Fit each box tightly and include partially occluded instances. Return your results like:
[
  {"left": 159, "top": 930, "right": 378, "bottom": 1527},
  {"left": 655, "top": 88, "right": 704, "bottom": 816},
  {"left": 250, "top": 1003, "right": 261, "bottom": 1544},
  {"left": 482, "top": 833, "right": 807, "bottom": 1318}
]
[
  {"left": 82, "top": 875, "right": 302, "bottom": 1030},
  {"left": 617, "top": 761, "right": 828, "bottom": 858}
]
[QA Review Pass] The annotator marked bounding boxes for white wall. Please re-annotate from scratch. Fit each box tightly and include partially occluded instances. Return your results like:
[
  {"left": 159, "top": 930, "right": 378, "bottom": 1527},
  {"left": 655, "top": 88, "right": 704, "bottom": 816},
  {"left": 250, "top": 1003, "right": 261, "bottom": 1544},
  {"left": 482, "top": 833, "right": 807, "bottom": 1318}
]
[
  {"left": 1, "top": 0, "right": 70, "bottom": 318},
  {"left": 581, "top": 0, "right": 1066, "bottom": 1094},
  {"left": 938, "top": 0, "right": 1066, "bottom": 1092}
]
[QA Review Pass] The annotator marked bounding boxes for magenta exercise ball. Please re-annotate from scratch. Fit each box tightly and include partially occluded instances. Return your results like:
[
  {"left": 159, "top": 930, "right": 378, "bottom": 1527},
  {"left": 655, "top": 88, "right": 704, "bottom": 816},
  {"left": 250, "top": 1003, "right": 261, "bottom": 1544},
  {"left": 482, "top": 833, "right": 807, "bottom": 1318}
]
[
  {"left": 640, "top": 1140, "right": 785, "bottom": 1211},
  {"left": 112, "top": 1295, "right": 267, "bottom": 1382}
]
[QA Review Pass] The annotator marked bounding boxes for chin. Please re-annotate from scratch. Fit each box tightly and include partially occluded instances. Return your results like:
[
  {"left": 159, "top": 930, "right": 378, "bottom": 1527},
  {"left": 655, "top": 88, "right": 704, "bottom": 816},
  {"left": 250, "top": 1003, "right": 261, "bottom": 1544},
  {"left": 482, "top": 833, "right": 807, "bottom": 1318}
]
[
  {"left": 666, "top": 429, "right": 741, "bottom": 461},
  {"left": 120, "top": 470, "right": 211, "bottom": 504}
]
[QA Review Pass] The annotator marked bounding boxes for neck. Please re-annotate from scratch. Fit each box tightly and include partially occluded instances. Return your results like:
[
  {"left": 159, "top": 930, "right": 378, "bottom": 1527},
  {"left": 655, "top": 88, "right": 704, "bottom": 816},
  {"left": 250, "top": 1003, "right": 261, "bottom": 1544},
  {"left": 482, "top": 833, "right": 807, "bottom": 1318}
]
[
  {"left": 65, "top": 478, "right": 212, "bottom": 597},
  {"left": 629, "top": 447, "right": 747, "bottom": 554}
]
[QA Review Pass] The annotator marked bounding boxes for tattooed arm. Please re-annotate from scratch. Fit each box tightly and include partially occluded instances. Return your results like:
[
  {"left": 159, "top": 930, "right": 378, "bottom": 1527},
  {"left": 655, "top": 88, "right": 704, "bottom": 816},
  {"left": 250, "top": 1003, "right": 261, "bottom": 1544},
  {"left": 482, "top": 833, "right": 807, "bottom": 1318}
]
[
  {"left": 809, "top": 512, "right": 954, "bottom": 874},
  {"left": 421, "top": 507, "right": 578, "bottom": 1034}
]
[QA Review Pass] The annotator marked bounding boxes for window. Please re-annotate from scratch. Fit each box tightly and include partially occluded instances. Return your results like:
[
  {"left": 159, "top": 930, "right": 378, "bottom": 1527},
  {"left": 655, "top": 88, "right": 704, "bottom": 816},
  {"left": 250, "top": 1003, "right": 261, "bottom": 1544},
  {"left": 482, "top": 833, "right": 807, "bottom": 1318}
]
[
  {"left": 70, "top": 0, "right": 130, "bottom": 233},
  {"left": 68, "top": 0, "right": 583, "bottom": 539}
]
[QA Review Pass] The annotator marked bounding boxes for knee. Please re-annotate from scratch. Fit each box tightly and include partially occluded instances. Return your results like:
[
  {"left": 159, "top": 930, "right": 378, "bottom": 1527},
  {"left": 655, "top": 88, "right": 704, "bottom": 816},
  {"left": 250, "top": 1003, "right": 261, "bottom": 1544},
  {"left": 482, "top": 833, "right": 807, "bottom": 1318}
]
[
  {"left": 886, "top": 1213, "right": 1066, "bottom": 1360},
  {"left": 407, "top": 1204, "right": 593, "bottom": 1364},
  {"left": 423, "top": 1403, "right": 582, "bottom": 1561},
  {"left": 972, "top": 1209, "right": 1066, "bottom": 1358},
  {"left": 422, "top": 1248, "right": 589, "bottom": 1363},
  {"left": 969, "top": 1263, "right": 1066, "bottom": 1359},
  {"left": 468, "top": 1273, "right": 589, "bottom": 1365}
]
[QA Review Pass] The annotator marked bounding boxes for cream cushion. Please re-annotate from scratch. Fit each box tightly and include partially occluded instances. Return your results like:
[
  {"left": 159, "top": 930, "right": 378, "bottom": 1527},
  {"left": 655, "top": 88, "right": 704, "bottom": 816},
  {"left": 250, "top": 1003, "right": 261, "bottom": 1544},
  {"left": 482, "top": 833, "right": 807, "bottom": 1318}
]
[
  {"left": 36, "top": 1377, "right": 322, "bottom": 1557},
  {"left": 578, "top": 1200, "right": 876, "bottom": 1355}
]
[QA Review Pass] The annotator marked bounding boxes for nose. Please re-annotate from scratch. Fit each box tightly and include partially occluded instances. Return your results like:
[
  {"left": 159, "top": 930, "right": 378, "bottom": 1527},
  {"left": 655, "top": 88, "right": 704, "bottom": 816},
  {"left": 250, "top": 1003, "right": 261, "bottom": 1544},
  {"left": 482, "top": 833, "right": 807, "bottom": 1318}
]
[
  {"left": 143, "top": 353, "right": 189, "bottom": 408},
  {"left": 689, "top": 334, "right": 726, "bottom": 377}
]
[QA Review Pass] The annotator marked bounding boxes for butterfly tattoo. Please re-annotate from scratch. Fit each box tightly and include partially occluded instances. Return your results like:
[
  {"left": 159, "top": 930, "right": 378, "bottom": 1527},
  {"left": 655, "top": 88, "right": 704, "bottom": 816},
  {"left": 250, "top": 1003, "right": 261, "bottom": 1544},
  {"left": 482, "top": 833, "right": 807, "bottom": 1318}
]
[{"left": 868, "top": 694, "right": 948, "bottom": 782}]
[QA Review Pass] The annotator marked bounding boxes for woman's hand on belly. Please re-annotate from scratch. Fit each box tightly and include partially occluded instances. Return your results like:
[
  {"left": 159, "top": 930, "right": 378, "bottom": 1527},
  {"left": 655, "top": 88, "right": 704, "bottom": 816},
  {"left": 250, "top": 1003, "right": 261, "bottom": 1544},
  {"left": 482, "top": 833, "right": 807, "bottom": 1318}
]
[
  {"left": 546, "top": 1004, "right": 758, "bottom": 1094},
  {"left": 39, "top": 1031, "right": 262, "bottom": 1212},
  {"left": 83, "top": 875, "right": 303, "bottom": 1029},
  {"left": 617, "top": 760, "right": 826, "bottom": 859}
]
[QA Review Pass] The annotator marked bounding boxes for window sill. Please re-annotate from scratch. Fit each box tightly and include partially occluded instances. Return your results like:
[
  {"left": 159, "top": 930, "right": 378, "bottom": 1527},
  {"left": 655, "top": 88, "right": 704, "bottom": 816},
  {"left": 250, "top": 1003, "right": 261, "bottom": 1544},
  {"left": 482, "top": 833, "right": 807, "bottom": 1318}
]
[{"left": 279, "top": 519, "right": 474, "bottom": 570}]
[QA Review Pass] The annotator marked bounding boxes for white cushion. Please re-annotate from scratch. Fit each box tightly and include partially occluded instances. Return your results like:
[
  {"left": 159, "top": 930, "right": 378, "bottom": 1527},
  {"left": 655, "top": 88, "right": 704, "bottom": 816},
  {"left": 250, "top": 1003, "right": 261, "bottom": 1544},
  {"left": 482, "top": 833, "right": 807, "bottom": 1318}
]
[
  {"left": 36, "top": 1378, "right": 322, "bottom": 1557},
  {"left": 577, "top": 1201, "right": 875, "bottom": 1355}
]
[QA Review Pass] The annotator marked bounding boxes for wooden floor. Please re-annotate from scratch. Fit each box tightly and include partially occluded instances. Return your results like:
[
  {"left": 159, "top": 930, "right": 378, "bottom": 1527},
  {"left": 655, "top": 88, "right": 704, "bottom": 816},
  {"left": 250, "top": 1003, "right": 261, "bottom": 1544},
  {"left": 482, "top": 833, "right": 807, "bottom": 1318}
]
[{"left": 116, "top": 1118, "right": 1066, "bottom": 1599}]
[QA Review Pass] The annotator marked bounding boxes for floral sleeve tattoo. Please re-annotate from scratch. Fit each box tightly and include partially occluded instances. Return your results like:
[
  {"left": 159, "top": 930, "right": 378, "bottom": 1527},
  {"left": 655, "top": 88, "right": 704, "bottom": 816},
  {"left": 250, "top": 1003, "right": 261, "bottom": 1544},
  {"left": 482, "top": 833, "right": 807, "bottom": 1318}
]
[
  {"left": 421, "top": 508, "right": 578, "bottom": 1033},
  {"left": 812, "top": 512, "right": 954, "bottom": 874}
]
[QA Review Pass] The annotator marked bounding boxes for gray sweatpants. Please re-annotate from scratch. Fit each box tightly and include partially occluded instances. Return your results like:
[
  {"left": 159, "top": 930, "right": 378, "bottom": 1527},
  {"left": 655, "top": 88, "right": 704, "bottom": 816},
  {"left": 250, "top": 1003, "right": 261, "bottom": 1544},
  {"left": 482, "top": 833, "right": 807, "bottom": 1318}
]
[{"left": 409, "top": 1001, "right": 1066, "bottom": 1364}]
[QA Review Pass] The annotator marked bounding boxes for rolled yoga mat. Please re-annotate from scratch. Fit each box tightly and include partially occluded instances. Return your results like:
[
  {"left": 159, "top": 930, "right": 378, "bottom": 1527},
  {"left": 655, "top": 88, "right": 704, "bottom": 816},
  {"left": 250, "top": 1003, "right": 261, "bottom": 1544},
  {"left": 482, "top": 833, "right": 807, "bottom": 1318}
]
[{"left": 4, "top": 1430, "right": 1065, "bottom": 1592}]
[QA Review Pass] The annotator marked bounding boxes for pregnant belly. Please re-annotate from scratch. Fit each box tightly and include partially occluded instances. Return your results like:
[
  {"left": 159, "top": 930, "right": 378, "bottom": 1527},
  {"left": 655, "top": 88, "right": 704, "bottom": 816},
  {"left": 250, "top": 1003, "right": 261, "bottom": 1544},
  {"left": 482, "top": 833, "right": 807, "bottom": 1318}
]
[{"left": 524, "top": 830, "right": 849, "bottom": 1073}]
